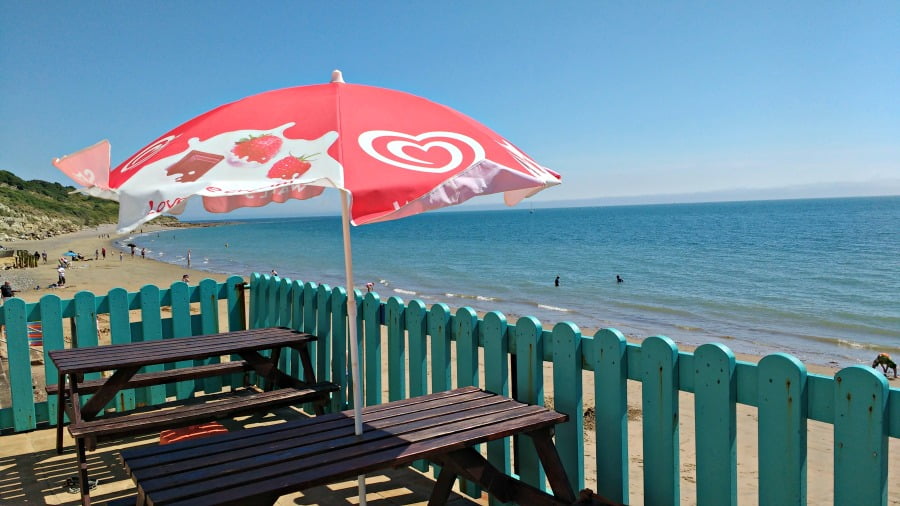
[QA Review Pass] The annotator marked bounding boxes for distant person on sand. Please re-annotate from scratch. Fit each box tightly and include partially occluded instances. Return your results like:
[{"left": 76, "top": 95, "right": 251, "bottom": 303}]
[
  {"left": 95, "top": 249, "right": 99, "bottom": 260},
  {"left": 57, "top": 265, "right": 66, "bottom": 286},
  {"left": 366, "top": 282, "right": 374, "bottom": 293},
  {"left": 554, "top": 275, "right": 560, "bottom": 287},
  {"left": 182, "top": 274, "right": 190, "bottom": 283},
  {"left": 101, "top": 247, "right": 106, "bottom": 259},
  {"left": 872, "top": 353, "right": 897, "bottom": 378},
  {"left": 130, "top": 245, "right": 136, "bottom": 257},
  {"left": 616, "top": 275, "right": 624, "bottom": 283},
  {"left": 141, "top": 247, "right": 146, "bottom": 259},
  {"left": 1, "top": 281, "right": 18, "bottom": 302},
  {"left": 42, "top": 250, "right": 47, "bottom": 263},
  {"left": 271, "top": 270, "right": 278, "bottom": 277},
  {"left": 119, "top": 251, "right": 123, "bottom": 262}
]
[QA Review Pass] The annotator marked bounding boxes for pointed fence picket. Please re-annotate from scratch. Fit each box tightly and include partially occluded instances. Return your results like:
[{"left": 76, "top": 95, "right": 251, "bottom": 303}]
[{"left": 2, "top": 272, "right": 898, "bottom": 506}]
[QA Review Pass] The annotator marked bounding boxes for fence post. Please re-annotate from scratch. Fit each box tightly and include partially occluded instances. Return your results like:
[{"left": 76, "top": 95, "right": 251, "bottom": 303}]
[
  {"left": 758, "top": 353, "right": 807, "bottom": 505},
  {"left": 329, "top": 287, "right": 347, "bottom": 411},
  {"left": 640, "top": 335, "right": 680, "bottom": 506},
  {"left": 694, "top": 343, "right": 737, "bottom": 506},
  {"left": 483, "top": 311, "right": 510, "bottom": 506},
  {"left": 4, "top": 299, "right": 36, "bottom": 431},
  {"left": 170, "top": 281, "right": 194, "bottom": 399},
  {"left": 386, "top": 297, "right": 406, "bottom": 402},
  {"left": 107, "top": 288, "right": 135, "bottom": 411},
  {"left": 428, "top": 303, "right": 452, "bottom": 394},
  {"left": 515, "top": 316, "right": 546, "bottom": 491},
  {"left": 316, "top": 284, "right": 333, "bottom": 383},
  {"left": 834, "top": 366, "right": 889, "bottom": 506},
  {"left": 40, "top": 295, "right": 65, "bottom": 425},
  {"left": 455, "top": 306, "right": 481, "bottom": 498},
  {"left": 592, "top": 328, "right": 629, "bottom": 503},
  {"left": 552, "top": 321, "right": 585, "bottom": 494},
  {"left": 407, "top": 299, "right": 428, "bottom": 473},
  {"left": 363, "top": 292, "right": 381, "bottom": 406}
]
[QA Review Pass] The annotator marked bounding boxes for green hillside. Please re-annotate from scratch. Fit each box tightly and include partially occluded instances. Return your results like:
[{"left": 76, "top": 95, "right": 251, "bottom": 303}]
[{"left": 0, "top": 170, "right": 119, "bottom": 226}]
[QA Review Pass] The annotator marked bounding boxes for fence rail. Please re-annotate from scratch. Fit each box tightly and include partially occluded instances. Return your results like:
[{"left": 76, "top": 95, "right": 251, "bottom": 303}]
[{"left": 1, "top": 272, "right": 897, "bottom": 505}]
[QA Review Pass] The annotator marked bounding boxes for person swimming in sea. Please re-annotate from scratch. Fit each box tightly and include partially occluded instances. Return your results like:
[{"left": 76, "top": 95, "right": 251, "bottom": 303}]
[
  {"left": 616, "top": 274, "right": 624, "bottom": 283},
  {"left": 872, "top": 353, "right": 897, "bottom": 378},
  {"left": 554, "top": 275, "right": 560, "bottom": 287}
]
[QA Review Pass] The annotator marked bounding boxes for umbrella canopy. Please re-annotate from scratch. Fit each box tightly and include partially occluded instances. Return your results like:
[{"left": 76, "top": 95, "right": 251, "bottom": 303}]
[
  {"left": 62, "top": 251, "right": 79, "bottom": 257},
  {"left": 55, "top": 71, "right": 559, "bottom": 233},
  {"left": 54, "top": 70, "right": 560, "bottom": 504}
]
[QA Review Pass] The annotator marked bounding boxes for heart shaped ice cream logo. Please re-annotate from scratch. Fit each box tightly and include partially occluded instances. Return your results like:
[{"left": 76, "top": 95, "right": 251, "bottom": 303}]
[{"left": 358, "top": 131, "right": 485, "bottom": 173}]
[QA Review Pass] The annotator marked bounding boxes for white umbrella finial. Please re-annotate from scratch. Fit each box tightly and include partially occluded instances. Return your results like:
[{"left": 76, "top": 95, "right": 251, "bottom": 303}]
[{"left": 331, "top": 70, "right": 345, "bottom": 83}]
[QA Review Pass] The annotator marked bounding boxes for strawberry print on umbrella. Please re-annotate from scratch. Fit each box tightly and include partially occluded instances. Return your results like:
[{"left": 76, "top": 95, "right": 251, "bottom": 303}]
[
  {"left": 231, "top": 133, "right": 283, "bottom": 164},
  {"left": 267, "top": 153, "right": 317, "bottom": 180}
]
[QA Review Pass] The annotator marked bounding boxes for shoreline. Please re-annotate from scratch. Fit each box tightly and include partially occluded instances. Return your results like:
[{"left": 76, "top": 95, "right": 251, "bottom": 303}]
[{"left": 2, "top": 223, "right": 860, "bottom": 379}]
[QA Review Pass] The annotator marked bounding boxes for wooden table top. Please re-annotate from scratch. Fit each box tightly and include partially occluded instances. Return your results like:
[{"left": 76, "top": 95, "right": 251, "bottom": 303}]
[
  {"left": 121, "top": 386, "right": 568, "bottom": 506},
  {"left": 48, "top": 327, "right": 314, "bottom": 374}
]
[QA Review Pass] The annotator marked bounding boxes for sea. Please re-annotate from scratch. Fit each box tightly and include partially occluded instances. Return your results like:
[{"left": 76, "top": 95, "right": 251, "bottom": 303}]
[{"left": 125, "top": 196, "right": 899, "bottom": 369}]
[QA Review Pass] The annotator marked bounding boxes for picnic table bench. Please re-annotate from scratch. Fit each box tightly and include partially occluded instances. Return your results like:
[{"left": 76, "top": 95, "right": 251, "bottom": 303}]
[
  {"left": 119, "top": 386, "right": 578, "bottom": 506},
  {"left": 48, "top": 327, "right": 338, "bottom": 506}
]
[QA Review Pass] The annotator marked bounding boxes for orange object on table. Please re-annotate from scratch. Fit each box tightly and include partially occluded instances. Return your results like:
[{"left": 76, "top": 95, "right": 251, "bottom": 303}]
[{"left": 159, "top": 422, "right": 228, "bottom": 445}]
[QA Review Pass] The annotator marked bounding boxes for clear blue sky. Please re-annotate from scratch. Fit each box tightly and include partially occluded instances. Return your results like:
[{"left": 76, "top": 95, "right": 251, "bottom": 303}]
[{"left": 2, "top": 1, "right": 898, "bottom": 216}]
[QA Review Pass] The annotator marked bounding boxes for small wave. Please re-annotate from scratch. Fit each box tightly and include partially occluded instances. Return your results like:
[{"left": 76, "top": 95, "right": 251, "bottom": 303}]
[
  {"left": 675, "top": 324, "right": 703, "bottom": 332},
  {"left": 538, "top": 304, "right": 570, "bottom": 313},
  {"left": 394, "top": 288, "right": 416, "bottom": 295},
  {"left": 444, "top": 292, "right": 498, "bottom": 302}
]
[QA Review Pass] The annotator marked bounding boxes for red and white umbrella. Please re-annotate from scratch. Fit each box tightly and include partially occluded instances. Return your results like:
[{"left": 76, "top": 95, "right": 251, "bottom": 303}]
[{"left": 54, "top": 70, "right": 560, "bottom": 502}]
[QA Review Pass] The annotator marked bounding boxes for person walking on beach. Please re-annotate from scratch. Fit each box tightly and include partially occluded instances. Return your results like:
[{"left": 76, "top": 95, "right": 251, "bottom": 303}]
[
  {"left": 119, "top": 251, "right": 123, "bottom": 262},
  {"left": 57, "top": 265, "right": 66, "bottom": 286},
  {"left": 554, "top": 275, "right": 560, "bottom": 287},
  {"left": 101, "top": 247, "right": 106, "bottom": 259},
  {"left": 95, "top": 249, "right": 99, "bottom": 260},
  {"left": 42, "top": 250, "right": 47, "bottom": 263},
  {"left": 141, "top": 247, "right": 146, "bottom": 259},
  {"left": 131, "top": 245, "right": 136, "bottom": 257}
]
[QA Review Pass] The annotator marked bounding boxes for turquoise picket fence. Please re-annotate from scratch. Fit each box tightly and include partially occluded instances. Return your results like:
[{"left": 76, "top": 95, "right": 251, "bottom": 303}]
[
  {"left": 1, "top": 272, "right": 898, "bottom": 505},
  {"left": 0, "top": 276, "right": 246, "bottom": 433}
]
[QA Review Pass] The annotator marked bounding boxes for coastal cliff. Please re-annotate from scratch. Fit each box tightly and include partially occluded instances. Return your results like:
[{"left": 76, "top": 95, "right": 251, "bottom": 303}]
[{"left": 0, "top": 170, "right": 119, "bottom": 242}]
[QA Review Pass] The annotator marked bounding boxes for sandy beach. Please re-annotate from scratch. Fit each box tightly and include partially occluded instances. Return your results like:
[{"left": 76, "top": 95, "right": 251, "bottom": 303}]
[
  {"left": 3, "top": 223, "right": 235, "bottom": 302},
  {"left": 3, "top": 224, "right": 897, "bottom": 505}
]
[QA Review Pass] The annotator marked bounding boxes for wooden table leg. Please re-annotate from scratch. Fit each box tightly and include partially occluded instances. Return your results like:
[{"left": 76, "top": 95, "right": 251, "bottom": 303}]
[
  {"left": 79, "top": 366, "right": 140, "bottom": 420},
  {"left": 56, "top": 373, "right": 66, "bottom": 454},
  {"left": 427, "top": 465, "right": 459, "bottom": 506},
  {"left": 239, "top": 350, "right": 303, "bottom": 390},
  {"left": 529, "top": 427, "right": 577, "bottom": 504},
  {"left": 437, "top": 447, "right": 569, "bottom": 506},
  {"left": 76, "top": 436, "right": 91, "bottom": 506}
]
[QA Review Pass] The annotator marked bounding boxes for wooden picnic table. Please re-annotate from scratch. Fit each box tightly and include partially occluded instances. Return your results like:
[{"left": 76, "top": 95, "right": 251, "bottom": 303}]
[
  {"left": 48, "top": 327, "right": 338, "bottom": 506},
  {"left": 119, "top": 386, "right": 578, "bottom": 506}
]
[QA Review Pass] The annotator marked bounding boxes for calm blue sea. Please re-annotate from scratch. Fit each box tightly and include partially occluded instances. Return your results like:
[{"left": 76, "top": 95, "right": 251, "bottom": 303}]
[{"left": 126, "top": 196, "right": 900, "bottom": 368}]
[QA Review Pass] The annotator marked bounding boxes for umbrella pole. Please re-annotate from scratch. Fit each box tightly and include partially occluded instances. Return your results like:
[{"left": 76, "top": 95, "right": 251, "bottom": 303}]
[{"left": 340, "top": 190, "right": 367, "bottom": 505}]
